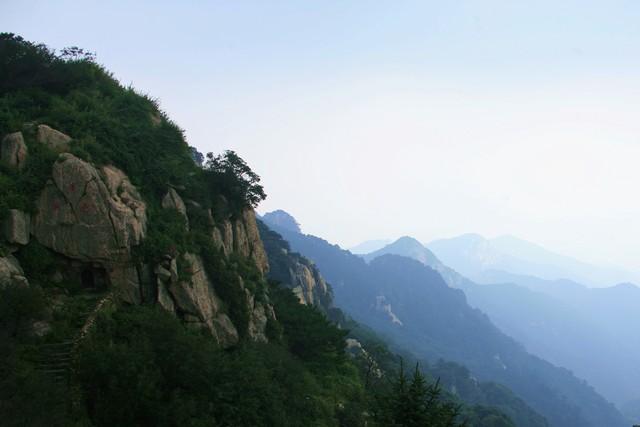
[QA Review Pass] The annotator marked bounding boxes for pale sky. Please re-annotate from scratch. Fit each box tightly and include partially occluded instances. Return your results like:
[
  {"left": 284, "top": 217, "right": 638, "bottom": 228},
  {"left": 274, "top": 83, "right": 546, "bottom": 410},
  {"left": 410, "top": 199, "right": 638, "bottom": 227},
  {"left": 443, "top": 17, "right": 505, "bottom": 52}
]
[{"left": 3, "top": 1, "right": 640, "bottom": 271}]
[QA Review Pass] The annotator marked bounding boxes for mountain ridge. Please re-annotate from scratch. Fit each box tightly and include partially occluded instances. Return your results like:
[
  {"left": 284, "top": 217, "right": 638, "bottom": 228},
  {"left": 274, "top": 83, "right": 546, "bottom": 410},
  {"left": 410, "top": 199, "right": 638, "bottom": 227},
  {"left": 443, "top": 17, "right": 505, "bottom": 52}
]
[
  {"left": 366, "top": 234, "right": 640, "bottom": 410},
  {"left": 262, "top": 211, "right": 627, "bottom": 427}
]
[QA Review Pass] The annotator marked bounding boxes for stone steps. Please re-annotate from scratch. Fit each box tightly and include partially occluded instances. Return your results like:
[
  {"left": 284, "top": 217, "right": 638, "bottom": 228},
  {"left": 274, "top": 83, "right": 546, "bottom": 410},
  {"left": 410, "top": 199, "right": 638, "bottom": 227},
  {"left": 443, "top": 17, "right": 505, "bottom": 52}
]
[{"left": 34, "top": 292, "right": 115, "bottom": 420}]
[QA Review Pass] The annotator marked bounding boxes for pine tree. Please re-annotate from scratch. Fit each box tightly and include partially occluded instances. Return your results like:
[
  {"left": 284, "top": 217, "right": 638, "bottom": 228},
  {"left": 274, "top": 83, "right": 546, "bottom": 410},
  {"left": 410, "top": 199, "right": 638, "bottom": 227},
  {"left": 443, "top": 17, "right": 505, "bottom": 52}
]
[{"left": 380, "top": 360, "right": 465, "bottom": 427}]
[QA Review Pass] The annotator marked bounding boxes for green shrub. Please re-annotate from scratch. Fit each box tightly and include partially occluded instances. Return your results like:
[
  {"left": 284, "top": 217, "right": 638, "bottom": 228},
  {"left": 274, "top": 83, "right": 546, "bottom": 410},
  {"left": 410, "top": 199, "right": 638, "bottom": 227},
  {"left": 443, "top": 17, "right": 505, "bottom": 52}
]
[{"left": 14, "top": 241, "right": 57, "bottom": 287}]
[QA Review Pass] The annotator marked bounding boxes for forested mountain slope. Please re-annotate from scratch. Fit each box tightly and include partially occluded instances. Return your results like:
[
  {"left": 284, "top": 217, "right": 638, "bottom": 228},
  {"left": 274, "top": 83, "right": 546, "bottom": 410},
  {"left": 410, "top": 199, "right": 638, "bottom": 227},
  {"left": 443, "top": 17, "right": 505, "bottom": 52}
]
[
  {"left": 368, "top": 236, "right": 640, "bottom": 410},
  {"left": 263, "top": 215, "right": 627, "bottom": 427}
]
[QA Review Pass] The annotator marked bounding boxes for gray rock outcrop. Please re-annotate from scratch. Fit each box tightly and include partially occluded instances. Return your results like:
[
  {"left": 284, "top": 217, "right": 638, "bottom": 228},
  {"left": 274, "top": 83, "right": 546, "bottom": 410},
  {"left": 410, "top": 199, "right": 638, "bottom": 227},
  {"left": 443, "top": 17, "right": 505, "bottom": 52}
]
[
  {"left": 211, "top": 208, "right": 269, "bottom": 275},
  {"left": 33, "top": 153, "right": 147, "bottom": 262},
  {"left": 0, "top": 255, "right": 29, "bottom": 288},
  {"left": 3, "top": 209, "right": 30, "bottom": 246},
  {"left": 36, "top": 124, "right": 71, "bottom": 151},
  {"left": 1, "top": 132, "right": 28, "bottom": 170},
  {"left": 289, "top": 262, "right": 329, "bottom": 306},
  {"left": 167, "top": 252, "right": 240, "bottom": 347},
  {"left": 245, "top": 281, "right": 275, "bottom": 343},
  {"left": 21, "top": 146, "right": 274, "bottom": 347}
]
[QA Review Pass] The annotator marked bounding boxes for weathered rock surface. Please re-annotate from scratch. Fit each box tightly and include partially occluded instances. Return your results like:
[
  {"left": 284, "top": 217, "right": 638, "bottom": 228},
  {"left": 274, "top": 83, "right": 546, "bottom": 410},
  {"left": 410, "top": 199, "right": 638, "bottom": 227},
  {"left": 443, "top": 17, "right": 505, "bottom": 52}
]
[
  {"left": 36, "top": 124, "right": 71, "bottom": 151},
  {"left": 0, "top": 255, "right": 29, "bottom": 288},
  {"left": 289, "top": 262, "right": 329, "bottom": 306},
  {"left": 162, "top": 188, "right": 189, "bottom": 229},
  {"left": 33, "top": 153, "right": 147, "bottom": 262},
  {"left": 20, "top": 147, "right": 274, "bottom": 346},
  {"left": 167, "top": 252, "right": 239, "bottom": 347},
  {"left": 3, "top": 209, "right": 30, "bottom": 245},
  {"left": 1, "top": 132, "right": 28, "bottom": 171},
  {"left": 109, "top": 265, "right": 142, "bottom": 305},
  {"left": 211, "top": 208, "right": 269, "bottom": 275},
  {"left": 244, "top": 281, "right": 275, "bottom": 343},
  {"left": 258, "top": 211, "right": 333, "bottom": 310}
]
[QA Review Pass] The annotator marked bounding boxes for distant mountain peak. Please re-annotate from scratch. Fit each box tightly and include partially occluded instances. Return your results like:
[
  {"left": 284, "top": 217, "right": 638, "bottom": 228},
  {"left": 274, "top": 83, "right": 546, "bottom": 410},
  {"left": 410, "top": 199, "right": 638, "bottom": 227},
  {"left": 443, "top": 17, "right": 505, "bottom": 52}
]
[
  {"left": 349, "top": 239, "right": 391, "bottom": 254},
  {"left": 428, "top": 233, "right": 640, "bottom": 287},
  {"left": 393, "top": 236, "right": 424, "bottom": 247},
  {"left": 457, "top": 233, "right": 488, "bottom": 243},
  {"left": 610, "top": 282, "right": 639, "bottom": 292},
  {"left": 261, "top": 209, "right": 301, "bottom": 233},
  {"left": 363, "top": 235, "right": 441, "bottom": 268}
]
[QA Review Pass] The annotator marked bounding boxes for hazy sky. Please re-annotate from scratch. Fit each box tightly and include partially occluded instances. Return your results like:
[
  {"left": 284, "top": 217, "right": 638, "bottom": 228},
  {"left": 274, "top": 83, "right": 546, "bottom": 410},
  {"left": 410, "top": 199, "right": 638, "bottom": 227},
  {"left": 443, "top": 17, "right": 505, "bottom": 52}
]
[{"left": 3, "top": 1, "right": 640, "bottom": 271}]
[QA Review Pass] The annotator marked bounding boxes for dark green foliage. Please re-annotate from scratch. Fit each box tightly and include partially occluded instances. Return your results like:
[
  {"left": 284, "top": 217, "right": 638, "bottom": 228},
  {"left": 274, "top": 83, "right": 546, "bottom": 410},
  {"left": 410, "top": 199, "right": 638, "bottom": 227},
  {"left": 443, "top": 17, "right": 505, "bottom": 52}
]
[
  {"left": 197, "top": 238, "right": 252, "bottom": 337},
  {"left": 137, "top": 208, "right": 191, "bottom": 262},
  {"left": 269, "top": 283, "right": 347, "bottom": 368},
  {"left": 464, "top": 406, "right": 516, "bottom": 427},
  {"left": 376, "top": 362, "right": 464, "bottom": 427},
  {"left": 13, "top": 241, "right": 57, "bottom": 286},
  {"left": 0, "top": 33, "right": 259, "bottom": 219},
  {"left": 0, "top": 283, "right": 46, "bottom": 340},
  {"left": 0, "top": 32, "right": 194, "bottom": 225},
  {"left": 204, "top": 150, "right": 266, "bottom": 210},
  {"left": 0, "top": 131, "right": 58, "bottom": 219},
  {"left": 430, "top": 360, "right": 547, "bottom": 427},
  {"left": 76, "top": 304, "right": 362, "bottom": 427},
  {"left": 0, "top": 283, "right": 66, "bottom": 427}
]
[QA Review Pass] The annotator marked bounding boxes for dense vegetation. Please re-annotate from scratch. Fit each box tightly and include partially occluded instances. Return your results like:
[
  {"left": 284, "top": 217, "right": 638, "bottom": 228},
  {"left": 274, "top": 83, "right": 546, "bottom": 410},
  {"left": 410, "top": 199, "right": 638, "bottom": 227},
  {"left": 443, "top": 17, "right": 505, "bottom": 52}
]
[{"left": 0, "top": 277, "right": 476, "bottom": 426}]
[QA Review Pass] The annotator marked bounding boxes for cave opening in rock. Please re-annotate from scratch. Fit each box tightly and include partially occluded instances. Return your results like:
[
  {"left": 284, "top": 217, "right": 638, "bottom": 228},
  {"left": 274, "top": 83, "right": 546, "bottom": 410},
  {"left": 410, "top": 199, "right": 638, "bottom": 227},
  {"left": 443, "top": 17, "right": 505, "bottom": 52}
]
[
  {"left": 81, "top": 268, "right": 107, "bottom": 291},
  {"left": 81, "top": 269, "right": 95, "bottom": 290}
]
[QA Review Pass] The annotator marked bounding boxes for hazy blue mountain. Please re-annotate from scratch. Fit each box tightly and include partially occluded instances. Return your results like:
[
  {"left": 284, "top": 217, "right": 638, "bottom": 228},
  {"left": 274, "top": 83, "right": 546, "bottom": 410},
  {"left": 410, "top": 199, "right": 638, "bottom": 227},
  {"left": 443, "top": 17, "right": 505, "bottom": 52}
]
[
  {"left": 477, "top": 267, "right": 640, "bottom": 328},
  {"left": 459, "top": 280, "right": 640, "bottom": 407},
  {"left": 368, "top": 237, "right": 640, "bottom": 408},
  {"left": 348, "top": 239, "right": 391, "bottom": 254},
  {"left": 427, "top": 234, "right": 640, "bottom": 287},
  {"left": 361, "top": 236, "right": 441, "bottom": 266},
  {"left": 260, "top": 209, "right": 302, "bottom": 233},
  {"left": 263, "top": 214, "right": 626, "bottom": 427},
  {"left": 621, "top": 399, "right": 640, "bottom": 426},
  {"left": 262, "top": 224, "right": 548, "bottom": 427}
]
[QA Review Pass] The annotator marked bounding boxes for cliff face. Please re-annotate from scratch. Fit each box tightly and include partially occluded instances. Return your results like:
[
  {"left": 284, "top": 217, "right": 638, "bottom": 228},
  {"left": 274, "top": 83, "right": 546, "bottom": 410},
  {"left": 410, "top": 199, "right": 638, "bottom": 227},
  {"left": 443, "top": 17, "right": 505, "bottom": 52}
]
[
  {"left": 211, "top": 207, "right": 269, "bottom": 275},
  {"left": 155, "top": 187, "right": 273, "bottom": 346},
  {"left": 0, "top": 127, "right": 273, "bottom": 347},
  {"left": 257, "top": 218, "right": 332, "bottom": 310},
  {"left": 287, "top": 260, "right": 329, "bottom": 306}
]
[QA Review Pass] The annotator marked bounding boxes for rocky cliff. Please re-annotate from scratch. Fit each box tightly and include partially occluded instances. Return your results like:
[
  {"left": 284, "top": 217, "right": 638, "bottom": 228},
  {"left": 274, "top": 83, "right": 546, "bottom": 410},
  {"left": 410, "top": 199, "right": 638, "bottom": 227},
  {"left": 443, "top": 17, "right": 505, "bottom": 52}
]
[
  {"left": 0, "top": 126, "right": 274, "bottom": 347},
  {"left": 257, "top": 218, "right": 332, "bottom": 310}
]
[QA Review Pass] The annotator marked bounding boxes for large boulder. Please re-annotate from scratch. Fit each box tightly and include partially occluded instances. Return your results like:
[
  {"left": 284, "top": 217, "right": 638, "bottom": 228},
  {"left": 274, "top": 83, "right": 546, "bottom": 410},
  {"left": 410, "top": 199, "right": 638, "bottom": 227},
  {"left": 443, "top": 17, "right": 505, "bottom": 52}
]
[
  {"left": 3, "top": 209, "right": 30, "bottom": 245},
  {"left": 1, "top": 132, "right": 28, "bottom": 171},
  {"left": 33, "top": 153, "right": 147, "bottom": 262},
  {"left": 36, "top": 125, "right": 71, "bottom": 151}
]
